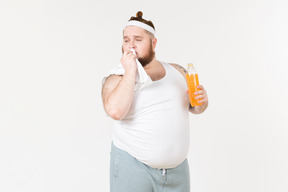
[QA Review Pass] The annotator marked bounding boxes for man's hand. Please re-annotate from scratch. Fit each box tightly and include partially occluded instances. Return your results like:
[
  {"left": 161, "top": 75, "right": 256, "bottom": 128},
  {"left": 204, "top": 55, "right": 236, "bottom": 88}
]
[
  {"left": 120, "top": 50, "right": 137, "bottom": 74},
  {"left": 194, "top": 85, "right": 208, "bottom": 105},
  {"left": 188, "top": 85, "right": 209, "bottom": 114}
]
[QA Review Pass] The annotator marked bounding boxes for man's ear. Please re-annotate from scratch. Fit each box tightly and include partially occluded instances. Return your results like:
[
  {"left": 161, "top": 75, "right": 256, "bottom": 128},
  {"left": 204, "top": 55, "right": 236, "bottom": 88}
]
[{"left": 152, "top": 38, "right": 157, "bottom": 49}]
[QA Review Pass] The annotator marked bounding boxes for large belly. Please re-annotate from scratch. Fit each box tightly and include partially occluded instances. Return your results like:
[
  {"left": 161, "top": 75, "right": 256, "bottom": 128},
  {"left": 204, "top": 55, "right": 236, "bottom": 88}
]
[{"left": 113, "top": 111, "right": 190, "bottom": 169}]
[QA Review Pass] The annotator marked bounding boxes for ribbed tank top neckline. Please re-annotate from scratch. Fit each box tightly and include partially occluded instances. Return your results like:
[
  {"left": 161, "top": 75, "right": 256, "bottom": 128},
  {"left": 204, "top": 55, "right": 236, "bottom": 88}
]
[{"left": 151, "top": 61, "right": 168, "bottom": 83}]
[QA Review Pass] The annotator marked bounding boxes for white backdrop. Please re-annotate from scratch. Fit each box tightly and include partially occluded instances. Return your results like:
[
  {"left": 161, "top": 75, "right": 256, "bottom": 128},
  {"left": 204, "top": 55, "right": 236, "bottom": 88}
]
[{"left": 1, "top": 0, "right": 288, "bottom": 191}]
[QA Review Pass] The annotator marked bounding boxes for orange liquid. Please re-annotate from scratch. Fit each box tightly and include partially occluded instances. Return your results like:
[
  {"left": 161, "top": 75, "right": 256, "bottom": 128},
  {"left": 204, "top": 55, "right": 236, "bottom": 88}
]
[{"left": 186, "top": 73, "right": 202, "bottom": 107}]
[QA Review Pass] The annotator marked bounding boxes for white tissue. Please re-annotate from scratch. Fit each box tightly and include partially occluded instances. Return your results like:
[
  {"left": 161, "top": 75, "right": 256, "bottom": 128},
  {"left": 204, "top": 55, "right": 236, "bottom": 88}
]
[
  {"left": 129, "top": 48, "right": 153, "bottom": 90},
  {"left": 102, "top": 49, "right": 153, "bottom": 91},
  {"left": 130, "top": 48, "right": 136, "bottom": 55}
]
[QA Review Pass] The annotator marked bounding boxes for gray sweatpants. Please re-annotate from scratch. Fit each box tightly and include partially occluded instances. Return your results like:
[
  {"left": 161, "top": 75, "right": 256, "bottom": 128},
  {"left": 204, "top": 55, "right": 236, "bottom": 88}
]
[{"left": 110, "top": 143, "right": 190, "bottom": 192}]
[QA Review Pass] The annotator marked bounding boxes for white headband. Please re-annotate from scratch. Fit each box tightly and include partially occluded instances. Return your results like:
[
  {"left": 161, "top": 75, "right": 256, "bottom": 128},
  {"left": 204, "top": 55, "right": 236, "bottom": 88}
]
[{"left": 125, "top": 20, "right": 156, "bottom": 37}]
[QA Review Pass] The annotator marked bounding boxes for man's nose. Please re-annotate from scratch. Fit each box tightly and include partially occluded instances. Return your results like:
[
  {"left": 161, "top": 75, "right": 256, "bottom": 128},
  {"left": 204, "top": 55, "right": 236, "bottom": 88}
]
[{"left": 129, "top": 40, "right": 136, "bottom": 49}]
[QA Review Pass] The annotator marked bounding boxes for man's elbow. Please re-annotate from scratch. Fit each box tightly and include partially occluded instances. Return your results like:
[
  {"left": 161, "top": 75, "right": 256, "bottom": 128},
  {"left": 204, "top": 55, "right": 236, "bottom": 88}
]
[
  {"left": 108, "top": 111, "right": 123, "bottom": 120},
  {"left": 105, "top": 106, "right": 126, "bottom": 120}
]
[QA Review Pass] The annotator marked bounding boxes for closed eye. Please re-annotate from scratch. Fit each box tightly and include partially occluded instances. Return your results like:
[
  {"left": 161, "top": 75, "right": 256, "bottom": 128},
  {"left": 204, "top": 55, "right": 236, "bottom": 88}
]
[{"left": 123, "top": 37, "right": 129, "bottom": 42}]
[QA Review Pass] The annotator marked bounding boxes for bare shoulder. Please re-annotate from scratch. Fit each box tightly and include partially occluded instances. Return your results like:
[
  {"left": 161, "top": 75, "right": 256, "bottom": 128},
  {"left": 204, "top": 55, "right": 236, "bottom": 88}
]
[
  {"left": 102, "top": 75, "right": 123, "bottom": 98},
  {"left": 104, "top": 74, "right": 122, "bottom": 84},
  {"left": 169, "top": 63, "right": 187, "bottom": 76}
]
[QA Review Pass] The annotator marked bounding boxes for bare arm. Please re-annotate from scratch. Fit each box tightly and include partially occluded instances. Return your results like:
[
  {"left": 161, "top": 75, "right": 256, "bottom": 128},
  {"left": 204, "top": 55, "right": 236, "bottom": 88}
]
[
  {"left": 102, "top": 51, "right": 137, "bottom": 120},
  {"left": 170, "top": 63, "right": 208, "bottom": 114}
]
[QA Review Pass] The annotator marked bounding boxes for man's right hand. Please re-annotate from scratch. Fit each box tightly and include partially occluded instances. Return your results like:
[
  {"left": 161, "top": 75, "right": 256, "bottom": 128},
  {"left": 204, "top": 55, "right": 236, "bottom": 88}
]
[{"left": 120, "top": 50, "right": 138, "bottom": 74}]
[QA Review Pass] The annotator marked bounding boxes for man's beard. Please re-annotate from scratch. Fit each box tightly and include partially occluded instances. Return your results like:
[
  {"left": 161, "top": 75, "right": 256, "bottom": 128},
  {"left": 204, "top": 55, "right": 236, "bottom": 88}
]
[{"left": 138, "top": 45, "right": 155, "bottom": 67}]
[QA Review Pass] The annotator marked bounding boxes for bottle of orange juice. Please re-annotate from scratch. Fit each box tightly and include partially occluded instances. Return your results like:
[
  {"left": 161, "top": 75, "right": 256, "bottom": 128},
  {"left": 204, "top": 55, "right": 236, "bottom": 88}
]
[{"left": 186, "top": 63, "right": 202, "bottom": 107}]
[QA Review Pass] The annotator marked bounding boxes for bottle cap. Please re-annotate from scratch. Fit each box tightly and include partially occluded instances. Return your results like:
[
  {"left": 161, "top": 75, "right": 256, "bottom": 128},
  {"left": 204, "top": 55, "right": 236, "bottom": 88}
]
[{"left": 188, "top": 63, "right": 194, "bottom": 67}]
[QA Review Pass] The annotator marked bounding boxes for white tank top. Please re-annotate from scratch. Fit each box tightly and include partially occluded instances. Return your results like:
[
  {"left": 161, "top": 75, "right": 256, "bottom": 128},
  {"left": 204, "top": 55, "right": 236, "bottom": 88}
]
[{"left": 113, "top": 62, "right": 190, "bottom": 169}]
